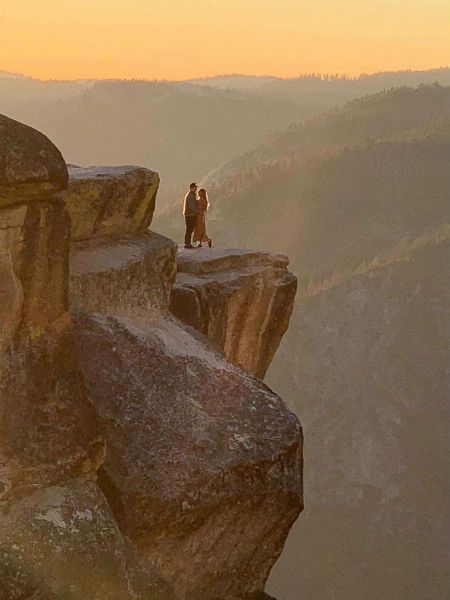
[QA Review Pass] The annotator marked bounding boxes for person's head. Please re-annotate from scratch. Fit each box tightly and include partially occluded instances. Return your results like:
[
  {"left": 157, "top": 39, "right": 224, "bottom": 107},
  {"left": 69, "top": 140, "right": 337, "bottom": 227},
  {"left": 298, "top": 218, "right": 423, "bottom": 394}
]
[
  {"left": 198, "top": 188, "right": 207, "bottom": 199},
  {"left": 189, "top": 182, "right": 198, "bottom": 192}
]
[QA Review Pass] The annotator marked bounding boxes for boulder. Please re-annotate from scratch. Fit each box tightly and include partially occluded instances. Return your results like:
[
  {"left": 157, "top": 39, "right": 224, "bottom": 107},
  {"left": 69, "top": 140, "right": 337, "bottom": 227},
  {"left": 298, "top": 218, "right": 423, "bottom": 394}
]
[
  {"left": 70, "top": 231, "right": 177, "bottom": 320},
  {"left": 0, "top": 477, "right": 174, "bottom": 599},
  {"left": 61, "top": 165, "right": 160, "bottom": 241},
  {"left": 171, "top": 248, "right": 297, "bottom": 378},
  {"left": 73, "top": 313, "right": 303, "bottom": 600},
  {"left": 0, "top": 114, "right": 68, "bottom": 206}
]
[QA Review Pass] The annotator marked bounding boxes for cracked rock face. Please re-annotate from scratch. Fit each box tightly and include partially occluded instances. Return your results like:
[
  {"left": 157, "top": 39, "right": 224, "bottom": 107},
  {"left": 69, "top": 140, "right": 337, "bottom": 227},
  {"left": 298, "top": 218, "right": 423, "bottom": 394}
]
[
  {"left": 171, "top": 248, "right": 297, "bottom": 378},
  {"left": 61, "top": 165, "right": 160, "bottom": 241},
  {"left": 73, "top": 313, "right": 303, "bottom": 600}
]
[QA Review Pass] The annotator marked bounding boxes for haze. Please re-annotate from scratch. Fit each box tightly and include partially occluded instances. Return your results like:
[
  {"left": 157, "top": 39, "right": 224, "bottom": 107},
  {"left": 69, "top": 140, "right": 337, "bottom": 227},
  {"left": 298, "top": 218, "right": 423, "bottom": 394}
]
[{"left": 1, "top": 0, "right": 449, "bottom": 80}]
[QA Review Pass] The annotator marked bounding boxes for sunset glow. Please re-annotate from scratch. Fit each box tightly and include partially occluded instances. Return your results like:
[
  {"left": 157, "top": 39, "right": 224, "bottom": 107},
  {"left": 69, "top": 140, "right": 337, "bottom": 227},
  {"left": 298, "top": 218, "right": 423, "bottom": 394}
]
[{"left": 1, "top": 0, "right": 449, "bottom": 80}]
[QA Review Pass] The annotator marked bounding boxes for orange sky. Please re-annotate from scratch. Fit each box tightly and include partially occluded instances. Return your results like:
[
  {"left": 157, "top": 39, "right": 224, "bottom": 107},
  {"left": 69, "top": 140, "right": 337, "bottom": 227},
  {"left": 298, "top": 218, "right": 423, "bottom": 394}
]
[{"left": 1, "top": 0, "right": 449, "bottom": 80}]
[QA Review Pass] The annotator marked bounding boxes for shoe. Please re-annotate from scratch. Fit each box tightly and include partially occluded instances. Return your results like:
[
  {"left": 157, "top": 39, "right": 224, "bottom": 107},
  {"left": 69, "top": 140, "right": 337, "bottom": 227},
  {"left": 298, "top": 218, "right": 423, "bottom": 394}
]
[
  {"left": 197, "top": 244, "right": 203, "bottom": 248},
  {"left": 208, "top": 239, "right": 212, "bottom": 248},
  {"left": 184, "top": 244, "right": 195, "bottom": 249}
]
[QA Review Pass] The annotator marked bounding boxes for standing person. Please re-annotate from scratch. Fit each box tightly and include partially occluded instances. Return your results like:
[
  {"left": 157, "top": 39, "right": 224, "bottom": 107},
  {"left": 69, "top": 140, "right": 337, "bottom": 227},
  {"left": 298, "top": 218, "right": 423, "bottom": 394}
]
[
  {"left": 193, "top": 188, "right": 212, "bottom": 248},
  {"left": 183, "top": 182, "right": 200, "bottom": 249}
]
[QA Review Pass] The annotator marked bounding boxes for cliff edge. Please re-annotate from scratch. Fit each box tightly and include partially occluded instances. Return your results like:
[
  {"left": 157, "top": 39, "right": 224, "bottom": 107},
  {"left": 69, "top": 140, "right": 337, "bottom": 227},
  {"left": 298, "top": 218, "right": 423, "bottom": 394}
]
[
  {"left": 0, "top": 115, "right": 302, "bottom": 599},
  {"left": 171, "top": 247, "right": 297, "bottom": 378}
]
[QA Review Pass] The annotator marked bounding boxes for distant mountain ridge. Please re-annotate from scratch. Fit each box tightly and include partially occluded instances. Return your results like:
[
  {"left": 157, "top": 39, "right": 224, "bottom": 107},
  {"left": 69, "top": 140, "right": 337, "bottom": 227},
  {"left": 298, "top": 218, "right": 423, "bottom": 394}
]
[
  {"left": 0, "top": 69, "right": 28, "bottom": 79},
  {"left": 1, "top": 68, "right": 448, "bottom": 187},
  {"left": 202, "top": 84, "right": 450, "bottom": 187}
]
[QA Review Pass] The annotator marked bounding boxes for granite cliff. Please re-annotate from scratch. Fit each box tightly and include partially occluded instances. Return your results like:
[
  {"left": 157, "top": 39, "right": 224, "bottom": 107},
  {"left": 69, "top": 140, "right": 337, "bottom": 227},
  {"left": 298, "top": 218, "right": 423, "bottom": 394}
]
[{"left": 0, "top": 115, "right": 301, "bottom": 599}]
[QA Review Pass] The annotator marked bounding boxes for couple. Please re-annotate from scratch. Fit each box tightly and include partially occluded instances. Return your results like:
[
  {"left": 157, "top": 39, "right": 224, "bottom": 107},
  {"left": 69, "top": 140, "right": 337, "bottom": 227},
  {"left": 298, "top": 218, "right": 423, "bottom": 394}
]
[{"left": 183, "top": 182, "right": 212, "bottom": 249}]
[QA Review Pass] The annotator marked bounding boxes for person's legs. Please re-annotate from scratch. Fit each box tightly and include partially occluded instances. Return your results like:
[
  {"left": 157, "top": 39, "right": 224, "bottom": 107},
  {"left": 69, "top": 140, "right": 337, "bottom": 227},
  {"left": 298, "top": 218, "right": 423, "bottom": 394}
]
[{"left": 184, "top": 216, "right": 196, "bottom": 247}]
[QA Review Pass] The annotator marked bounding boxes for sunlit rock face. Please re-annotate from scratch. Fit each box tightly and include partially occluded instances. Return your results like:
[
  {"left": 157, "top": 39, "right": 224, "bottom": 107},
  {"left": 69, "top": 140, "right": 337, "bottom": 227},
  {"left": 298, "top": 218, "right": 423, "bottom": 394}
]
[
  {"left": 61, "top": 165, "right": 160, "bottom": 241},
  {"left": 0, "top": 113, "right": 70, "bottom": 351},
  {"left": 74, "top": 313, "right": 303, "bottom": 600},
  {"left": 0, "top": 115, "right": 100, "bottom": 498},
  {"left": 0, "top": 201, "right": 70, "bottom": 352},
  {"left": 171, "top": 248, "right": 297, "bottom": 378}
]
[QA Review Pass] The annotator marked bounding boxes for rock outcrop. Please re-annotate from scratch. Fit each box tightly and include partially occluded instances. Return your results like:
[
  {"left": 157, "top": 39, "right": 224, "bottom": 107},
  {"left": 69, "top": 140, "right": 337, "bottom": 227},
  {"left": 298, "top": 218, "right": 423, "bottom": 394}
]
[
  {"left": 1, "top": 115, "right": 302, "bottom": 599},
  {"left": 0, "top": 478, "right": 172, "bottom": 600},
  {"left": 74, "top": 313, "right": 302, "bottom": 600},
  {"left": 61, "top": 165, "right": 159, "bottom": 241},
  {"left": 171, "top": 248, "right": 297, "bottom": 378},
  {"left": 70, "top": 231, "right": 177, "bottom": 320}
]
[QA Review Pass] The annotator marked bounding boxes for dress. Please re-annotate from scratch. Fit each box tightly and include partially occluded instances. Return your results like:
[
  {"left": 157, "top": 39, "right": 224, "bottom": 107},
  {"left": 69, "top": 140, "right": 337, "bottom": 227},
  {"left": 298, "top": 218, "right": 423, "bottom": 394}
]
[{"left": 193, "top": 196, "right": 209, "bottom": 243}]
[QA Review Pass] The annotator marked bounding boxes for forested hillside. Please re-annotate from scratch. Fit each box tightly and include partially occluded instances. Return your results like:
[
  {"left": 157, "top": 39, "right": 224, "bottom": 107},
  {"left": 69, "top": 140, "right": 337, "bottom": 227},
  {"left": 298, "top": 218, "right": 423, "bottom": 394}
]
[
  {"left": 155, "top": 84, "right": 450, "bottom": 600},
  {"left": 171, "top": 85, "right": 450, "bottom": 281}
]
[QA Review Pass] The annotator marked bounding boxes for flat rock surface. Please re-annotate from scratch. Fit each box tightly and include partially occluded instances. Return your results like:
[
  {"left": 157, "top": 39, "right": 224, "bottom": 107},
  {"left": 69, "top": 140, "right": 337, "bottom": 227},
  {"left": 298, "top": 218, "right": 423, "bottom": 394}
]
[
  {"left": 177, "top": 246, "right": 289, "bottom": 274},
  {"left": 68, "top": 165, "right": 153, "bottom": 180}
]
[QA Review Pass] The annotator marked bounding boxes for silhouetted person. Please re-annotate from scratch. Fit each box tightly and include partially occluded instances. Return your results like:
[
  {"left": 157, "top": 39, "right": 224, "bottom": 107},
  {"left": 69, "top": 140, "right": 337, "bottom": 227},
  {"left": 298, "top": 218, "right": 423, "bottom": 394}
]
[
  {"left": 193, "top": 188, "right": 212, "bottom": 248},
  {"left": 183, "top": 182, "right": 200, "bottom": 249}
]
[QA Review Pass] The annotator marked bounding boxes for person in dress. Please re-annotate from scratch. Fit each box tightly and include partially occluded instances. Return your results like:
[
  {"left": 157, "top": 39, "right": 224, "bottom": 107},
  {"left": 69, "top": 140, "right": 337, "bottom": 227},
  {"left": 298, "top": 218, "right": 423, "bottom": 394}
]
[{"left": 193, "top": 188, "right": 212, "bottom": 248}]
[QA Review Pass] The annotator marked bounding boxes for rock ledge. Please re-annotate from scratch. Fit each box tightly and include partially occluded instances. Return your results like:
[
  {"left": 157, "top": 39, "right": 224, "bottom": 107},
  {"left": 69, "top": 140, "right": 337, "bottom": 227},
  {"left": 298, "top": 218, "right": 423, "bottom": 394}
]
[{"left": 171, "top": 247, "right": 297, "bottom": 378}]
